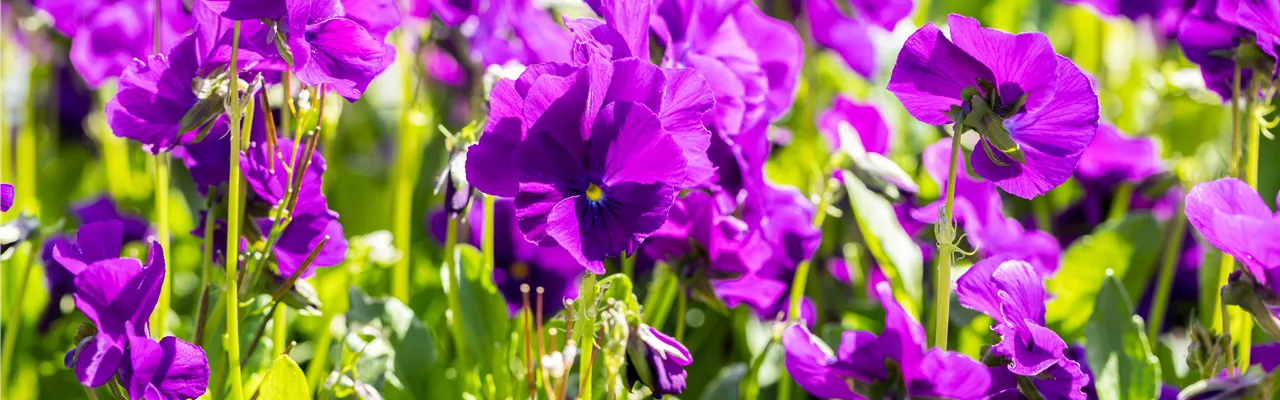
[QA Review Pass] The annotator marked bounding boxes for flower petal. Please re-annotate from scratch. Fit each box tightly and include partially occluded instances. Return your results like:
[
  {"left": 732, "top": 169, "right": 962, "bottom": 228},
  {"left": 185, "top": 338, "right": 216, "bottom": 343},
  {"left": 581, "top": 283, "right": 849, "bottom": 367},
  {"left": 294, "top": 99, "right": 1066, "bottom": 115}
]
[
  {"left": 781, "top": 324, "right": 860, "bottom": 399},
  {"left": 467, "top": 79, "right": 526, "bottom": 197},
  {"left": 946, "top": 14, "right": 1061, "bottom": 114},
  {"left": 590, "top": 102, "right": 688, "bottom": 187},
  {"left": 888, "top": 23, "right": 996, "bottom": 126},
  {"left": 909, "top": 349, "right": 993, "bottom": 399}
]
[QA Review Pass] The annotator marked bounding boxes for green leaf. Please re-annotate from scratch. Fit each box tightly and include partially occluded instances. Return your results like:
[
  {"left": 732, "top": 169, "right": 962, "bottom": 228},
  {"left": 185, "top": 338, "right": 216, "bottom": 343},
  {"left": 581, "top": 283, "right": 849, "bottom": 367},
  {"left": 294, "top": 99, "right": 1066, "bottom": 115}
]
[
  {"left": 842, "top": 171, "right": 923, "bottom": 315},
  {"left": 260, "top": 355, "right": 312, "bottom": 400},
  {"left": 700, "top": 363, "right": 747, "bottom": 400},
  {"left": 1085, "top": 275, "right": 1161, "bottom": 400},
  {"left": 643, "top": 263, "right": 680, "bottom": 327},
  {"left": 1047, "top": 213, "right": 1161, "bottom": 339}
]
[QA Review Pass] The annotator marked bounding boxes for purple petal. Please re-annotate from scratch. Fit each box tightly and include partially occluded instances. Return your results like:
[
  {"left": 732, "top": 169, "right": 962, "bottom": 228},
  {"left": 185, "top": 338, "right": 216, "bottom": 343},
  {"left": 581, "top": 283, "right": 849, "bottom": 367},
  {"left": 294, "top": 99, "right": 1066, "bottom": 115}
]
[
  {"left": 992, "top": 259, "right": 1048, "bottom": 327},
  {"left": 595, "top": 0, "right": 651, "bottom": 60},
  {"left": 545, "top": 182, "right": 677, "bottom": 272},
  {"left": 1185, "top": 178, "right": 1278, "bottom": 280},
  {"left": 1074, "top": 123, "right": 1164, "bottom": 187},
  {"left": 106, "top": 33, "right": 201, "bottom": 153},
  {"left": 467, "top": 79, "right": 526, "bottom": 197},
  {"left": 341, "top": 0, "right": 401, "bottom": 41},
  {"left": 888, "top": 23, "right": 996, "bottom": 126},
  {"left": 290, "top": 13, "right": 388, "bottom": 101},
  {"left": 203, "top": 0, "right": 286, "bottom": 20},
  {"left": 909, "top": 349, "right": 993, "bottom": 399},
  {"left": 1, "top": 183, "right": 12, "bottom": 212},
  {"left": 946, "top": 14, "right": 1061, "bottom": 114},
  {"left": 74, "top": 336, "right": 125, "bottom": 387},
  {"left": 74, "top": 258, "right": 146, "bottom": 338},
  {"left": 806, "top": 0, "right": 878, "bottom": 79},
  {"left": 956, "top": 254, "right": 1013, "bottom": 322},
  {"left": 818, "top": 95, "right": 891, "bottom": 155},
  {"left": 271, "top": 209, "right": 348, "bottom": 279},
  {"left": 590, "top": 102, "right": 688, "bottom": 187},
  {"left": 659, "top": 68, "right": 717, "bottom": 186},
  {"left": 972, "top": 57, "right": 1100, "bottom": 199},
  {"left": 713, "top": 275, "right": 787, "bottom": 315},
  {"left": 848, "top": 0, "right": 913, "bottom": 30},
  {"left": 781, "top": 324, "right": 860, "bottom": 399}
]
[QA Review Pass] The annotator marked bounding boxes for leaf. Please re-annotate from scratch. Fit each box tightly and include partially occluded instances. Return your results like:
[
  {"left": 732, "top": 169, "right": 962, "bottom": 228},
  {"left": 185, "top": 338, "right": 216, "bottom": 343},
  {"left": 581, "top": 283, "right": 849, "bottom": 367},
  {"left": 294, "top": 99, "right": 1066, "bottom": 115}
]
[
  {"left": 842, "top": 171, "right": 923, "bottom": 315},
  {"left": 345, "top": 288, "right": 443, "bottom": 398},
  {"left": 701, "top": 363, "right": 747, "bottom": 400},
  {"left": 452, "top": 244, "right": 511, "bottom": 363},
  {"left": 1047, "top": 213, "right": 1161, "bottom": 339},
  {"left": 260, "top": 355, "right": 312, "bottom": 400},
  {"left": 643, "top": 263, "right": 680, "bottom": 327},
  {"left": 1085, "top": 275, "right": 1161, "bottom": 400}
]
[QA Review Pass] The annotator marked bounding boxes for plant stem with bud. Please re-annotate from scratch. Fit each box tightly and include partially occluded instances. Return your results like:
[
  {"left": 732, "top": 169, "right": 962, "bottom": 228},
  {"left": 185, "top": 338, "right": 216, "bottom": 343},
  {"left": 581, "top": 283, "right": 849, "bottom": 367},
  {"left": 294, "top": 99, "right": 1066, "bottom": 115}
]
[{"left": 933, "top": 127, "right": 964, "bottom": 348}]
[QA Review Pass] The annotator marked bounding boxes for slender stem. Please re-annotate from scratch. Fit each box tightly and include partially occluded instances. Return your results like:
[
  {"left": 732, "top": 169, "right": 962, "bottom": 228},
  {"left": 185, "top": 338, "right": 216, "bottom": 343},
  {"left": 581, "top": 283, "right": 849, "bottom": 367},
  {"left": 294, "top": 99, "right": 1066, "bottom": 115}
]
[
  {"left": 1229, "top": 65, "right": 1242, "bottom": 178},
  {"left": 391, "top": 27, "right": 421, "bottom": 302},
  {"left": 194, "top": 193, "right": 219, "bottom": 345},
  {"left": 150, "top": 0, "right": 172, "bottom": 338},
  {"left": 1237, "top": 78, "right": 1263, "bottom": 371},
  {"left": 675, "top": 285, "right": 687, "bottom": 342},
  {"left": 1146, "top": 200, "right": 1187, "bottom": 341},
  {"left": 933, "top": 129, "right": 964, "bottom": 349},
  {"left": 442, "top": 218, "right": 469, "bottom": 370},
  {"left": 272, "top": 306, "right": 287, "bottom": 356},
  {"left": 306, "top": 268, "right": 345, "bottom": 392},
  {"left": 786, "top": 179, "right": 835, "bottom": 320},
  {"left": 483, "top": 195, "right": 495, "bottom": 271},
  {"left": 1225, "top": 299, "right": 1237, "bottom": 377},
  {"left": 0, "top": 246, "right": 36, "bottom": 389},
  {"left": 1106, "top": 182, "right": 1134, "bottom": 222},
  {"left": 224, "top": 22, "right": 247, "bottom": 400}
]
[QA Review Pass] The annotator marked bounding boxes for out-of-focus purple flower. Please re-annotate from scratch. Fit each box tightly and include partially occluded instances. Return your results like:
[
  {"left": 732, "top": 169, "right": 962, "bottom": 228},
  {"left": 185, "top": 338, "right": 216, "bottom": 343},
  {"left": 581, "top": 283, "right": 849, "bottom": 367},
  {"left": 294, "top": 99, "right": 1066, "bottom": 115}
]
[
  {"left": 818, "top": 95, "right": 890, "bottom": 156},
  {"left": 805, "top": 0, "right": 912, "bottom": 79},
  {"left": 651, "top": 0, "right": 803, "bottom": 137},
  {"left": 35, "top": 0, "right": 193, "bottom": 88},
  {"left": 1, "top": 183, "right": 12, "bottom": 212},
  {"left": 1176, "top": 0, "right": 1253, "bottom": 100},
  {"left": 782, "top": 283, "right": 992, "bottom": 399},
  {"left": 987, "top": 360, "right": 1091, "bottom": 399},
  {"left": 428, "top": 199, "right": 583, "bottom": 315},
  {"left": 120, "top": 335, "right": 210, "bottom": 400},
  {"left": 1185, "top": 178, "right": 1280, "bottom": 290},
  {"left": 242, "top": 139, "right": 348, "bottom": 279},
  {"left": 1063, "top": 0, "right": 1195, "bottom": 39},
  {"left": 744, "top": 181, "right": 822, "bottom": 278},
  {"left": 712, "top": 274, "right": 788, "bottom": 316},
  {"left": 413, "top": 0, "right": 473, "bottom": 26},
  {"left": 912, "top": 141, "right": 1062, "bottom": 274},
  {"left": 425, "top": 48, "right": 468, "bottom": 87},
  {"left": 418, "top": 0, "right": 571, "bottom": 67},
  {"left": 956, "top": 255, "right": 1090, "bottom": 399},
  {"left": 646, "top": 191, "right": 771, "bottom": 274},
  {"left": 286, "top": 0, "right": 396, "bottom": 101},
  {"left": 66, "top": 242, "right": 165, "bottom": 387},
  {"left": 889, "top": 14, "right": 1100, "bottom": 199},
  {"left": 71, "top": 196, "right": 152, "bottom": 243},
  {"left": 1075, "top": 123, "right": 1164, "bottom": 189},
  {"left": 637, "top": 325, "right": 693, "bottom": 397},
  {"left": 1239, "top": 0, "right": 1280, "bottom": 76},
  {"left": 466, "top": 58, "right": 717, "bottom": 271},
  {"left": 203, "top": 0, "right": 288, "bottom": 20}
]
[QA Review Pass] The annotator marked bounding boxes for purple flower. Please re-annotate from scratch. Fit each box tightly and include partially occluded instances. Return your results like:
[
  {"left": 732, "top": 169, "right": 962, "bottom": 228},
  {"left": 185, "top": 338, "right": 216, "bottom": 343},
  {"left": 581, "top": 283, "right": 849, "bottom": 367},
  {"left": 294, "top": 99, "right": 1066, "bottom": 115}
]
[
  {"left": 956, "top": 254, "right": 1089, "bottom": 399},
  {"left": 427, "top": 199, "right": 583, "bottom": 315},
  {"left": 1062, "top": 0, "right": 1194, "bottom": 38},
  {"left": 1238, "top": 0, "right": 1280, "bottom": 75},
  {"left": 34, "top": 0, "right": 193, "bottom": 88},
  {"left": 805, "top": 0, "right": 911, "bottom": 79},
  {"left": 287, "top": 0, "right": 395, "bottom": 101},
  {"left": 1185, "top": 178, "right": 1280, "bottom": 290},
  {"left": 1176, "top": 0, "right": 1254, "bottom": 99},
  {"left": 106, "top": 34, "right": 204, "bottom": 154},
  {"left": 66, "top": 242, "right": 165, "bottom": 387},
  {"left": 242, "top": 139, "right": 348, "bottom": 279},
  {"left": 818, "top": 95, "right": 891, "bottom": 156},
  {"left": 912, "top": 140, "right": 1062, "bottom": 274},
  {"left": 44, "top": 221, "right": 129, "bottom": 331},
  {"left": 650, "top": 0, "right": 803, "bottom": 137},
  {"left": 1074, "top": 123, "right": 1164, "bottom": 189},
  {"left": 888, "top": 14, "right": 1100, "bottom": 199},
  {"left": 71, "top": 196, "right": 153, "bottom": 243},
  {"left": 645, "top": 191, "right": 772, "bottom": 273},
  {"left": 782, "top": 282, "right": 992, "bottom": 399},
  {"left": 637, "top": 325, "right": 693, "bottom": 397},
  {"left": 120, "top": 335, "right": 210, "bottom": 400},
  {"left": 466, "top": 57, "right": 717, "bottom": 271},
  {"left": 745, "top": 182, "right": 822, "bottom": 277},
  {"left": 1, "top": 183, "right": 12, "bottom": 212}
]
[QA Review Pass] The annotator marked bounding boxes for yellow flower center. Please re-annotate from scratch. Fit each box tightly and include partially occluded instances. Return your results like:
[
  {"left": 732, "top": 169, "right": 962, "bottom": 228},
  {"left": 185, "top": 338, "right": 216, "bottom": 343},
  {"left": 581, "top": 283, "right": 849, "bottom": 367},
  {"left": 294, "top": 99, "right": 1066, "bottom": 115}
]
[
  {"left": 585, "top": 183, "right": 604, "bottom": 202},
  {"left": 510, "top": 261, "right": 531, "bottom": 280}
]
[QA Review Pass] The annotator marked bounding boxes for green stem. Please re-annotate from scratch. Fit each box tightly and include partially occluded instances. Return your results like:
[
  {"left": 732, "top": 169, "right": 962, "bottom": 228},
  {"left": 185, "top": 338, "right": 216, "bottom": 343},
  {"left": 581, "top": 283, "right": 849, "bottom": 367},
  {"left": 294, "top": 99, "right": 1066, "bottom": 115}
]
[
  {"left": 1146, "top": 200, "right": 1187, "bottom": 341},
  {"left": 152, "top": 153, "right": 172, "bottom": 335},
  {"left": 933, "top": 129, "right": 964, "bottom": 349},
  {"left": 675, "top": 284, "right": 687, "bottom": 342},
  {"left": 575, "top": 276, "right": 598, "bottom": 400},
  {"left": 786, "top": 180, "right": 835, "bottom": 320},
  {"left": 223, "top": 22, "right": 247, "bottom": 400},
  {"left": 1106, "top": 182, "right": 1133, "bottom": 222},
  {"left": 442, "top": 217, "right": 469, "bottom": 370},
  {"left": 391, "top": 28, "right": 421, "bottom": 302},
  {"left": 0, "top": 246, "right": 36, "bottom": 390},
  {"left": 272, "top": 307, "right": 287, "bottom": 356},
  {"left": 483, "top": 195, "right": 495, "bottom": 270},
  {"left": 194, "top": 194, "right": 218, "bottom": 345},
  {"left": 1237, "top": 77, "right": 1263, "bottom": 371}
]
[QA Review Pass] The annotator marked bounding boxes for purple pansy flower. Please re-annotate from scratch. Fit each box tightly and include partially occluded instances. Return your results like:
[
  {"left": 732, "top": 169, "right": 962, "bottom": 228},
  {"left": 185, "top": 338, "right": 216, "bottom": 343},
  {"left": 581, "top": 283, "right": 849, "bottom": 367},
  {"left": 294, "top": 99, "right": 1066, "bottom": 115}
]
[
  {"left": 818, "top": 95, "right": 891, "bottom": 156},
  {"left": 912, "top": 141, "right": 1062, "bottom": 274},
  {"left": 66, "top": 241, "right": 165, "bottom": 386},
  {"left": 637, "top": 325, "right": 693, "bottom": 397},
  {"left": 44, "top": 221, "right": 127, "bottom": 333},
  {"left": 34, "top": 0, "right": 193, "bottom": 88},
  {"left": 1185, "top": 178, "right": 1280, "bottom": 289},
  {"left": 70, "top": 196, "right": 153, "bottom": 244},
  {"left": 1062, "top": 0, "right": 1194, "bottom": 39},
  {"left": 427, "top": 199, "right": 583, "bottom": 316},
  {"left": 1075, "top": 123, "right": 1164, "bottom": 189},
  {"left": 805, "top": 0, "right": 912, "bottom": 79},
  {"left": 417, "top": 0, "right": 571, "bottom": 67},
  {"left": 242, "top": 139, "right": 348, "bottom": 279},
  {"left": 889, "top": 14, "right": 1100, "bottom": 199},
  {"left": 1, "top": 183, "right": 12, "bottom": 212},
  {"left": 1176, "top": 0, "right": 1254, "bottom": 99},
  {"left": 746, "top": 182, "right": 822, "bottom": 278},
  {"left": 782, "top": 282, "right": 992, "bottom": 399},
  {"left": 286, "top": 0, "right": 395, "bottom": 101},
  {"left": 120, "top": 335, "right": 211, "bottom": 400},
  {"left": 466, "top": 56, "right": 717, "bottom": 271},
  {"left": 956, "top": 254, "right": 1089, "bottom": 399},
  {"left": 1238, "top": 0, "right": 1280, "bottom": 75}
]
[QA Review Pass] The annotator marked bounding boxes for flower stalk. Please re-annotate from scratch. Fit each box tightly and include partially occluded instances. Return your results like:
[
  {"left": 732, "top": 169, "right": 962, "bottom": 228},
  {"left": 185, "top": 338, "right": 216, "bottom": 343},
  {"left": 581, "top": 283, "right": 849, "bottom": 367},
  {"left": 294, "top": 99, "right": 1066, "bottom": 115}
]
[
  {"left": 933, "top": 126, "right": 965, "bottom": 348},
  {"left": 150, "top": 0, "right": 172, "bottom": 340},
  {"left": 1146, "top": 199, "right": 1188, "bottom": 341},
  {"left": 223, "top": 21, "right": 247, "bottom": 400}
]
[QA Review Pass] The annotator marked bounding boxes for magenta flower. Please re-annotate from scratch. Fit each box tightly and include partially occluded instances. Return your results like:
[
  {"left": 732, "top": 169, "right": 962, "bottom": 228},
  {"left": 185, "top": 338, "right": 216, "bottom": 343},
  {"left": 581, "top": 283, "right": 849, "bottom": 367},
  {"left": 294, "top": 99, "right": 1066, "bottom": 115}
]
[
  {"left": 1074, "top": 123, "right": 1164, "bottom": 189},
  {"left": 1185, "top": 178, "right": 1280, "bottom": 289},
  {"left": 34, "top": 0, "right": 193, "bottom": 88},
  {"left": 1063, "top": 0, "right": 1194, "bottom": 38},
  {"left": 889, "top": 14, "right": 1100, "bottom": 199},
  {"left": 1238, "top": 0, "right": 1280, "bottom": 75},
  {"left": 1, "top": 183, "right": 12, "bottom": 212},
  {"left": 805, "top": 0, "right": 912, "bottom": 79},
  {"left": 242, "top": 139, "right": 348, "bottom": 279},
  {"left": 287, "top": 0, "right": 396, "bottom": 101},
  {"left": 782, "top": 283, "right": 991, "bottom": 399},
  {"left": 120, "top": 335, "right": 211, "bottom": 400},
  {"left": 1176, "top": 0, "right": 1254, "bottom": 99},
  {"left": 66, "top": 242, "right": 165, "bottom": 386},
  {"left": 818, "top": 95, "right": 891, "bottom": 156},
  {"left": 956, "top": 255, "right": 1089, "bottom": 399},
  {"left": 637, "top": 325, "right": 693, "bottom": 397},
  {"left": 912, "top": 141, "right": 1062, "bottom": 274}
]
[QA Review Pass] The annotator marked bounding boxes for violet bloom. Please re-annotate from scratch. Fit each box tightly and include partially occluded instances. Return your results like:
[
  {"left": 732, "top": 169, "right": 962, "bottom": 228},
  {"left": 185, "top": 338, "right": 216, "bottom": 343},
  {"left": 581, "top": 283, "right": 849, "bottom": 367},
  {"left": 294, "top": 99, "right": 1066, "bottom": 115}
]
[
  {"left": 746, "top": 182, "right": 822, "bottom": 278},
  {"left": 427, "top": 200, "right": 583, "bottom": 316},
  {"left": 782, "top": 282, "right": 991, "bottom": 399},
  {"left": 649, "top": 0, "right": 803, "bottom": 137},
  {"left": 416, "top": 0, "right": 571, "bottom": 67},
  {"left": 1185, "top": 178, "right": 1280, "bottom": 288},
  {"left": 1074, "top": 123, "right": 1164, "bottom": 190},
  {"left": 1062, "top": 0, "right": 1194, "bottom": 39},
  {"left": 66, "top": 242, "right": 165, "bottom": 386},
  {"left": 818, "top": 95, "right": 891, "bottom": 156},
  {"left": 956, "top": 254, "right": 1089, "bottom": 399},
  {"left": 242, "top": 139, "right": 348, "bottom": 279},
  {"left": 120, "top": 335, "right": 210, "bottom": 400},
  {"left": 286, "top": 0, "right": 396, "bottom": 101},
  {"left": 637, "top": 325, "right": 693, "bottom": 397},
  {"left": 34, "top": 0, "right": 193, "bottom": 88},
  {"left": 912, "top": 140, "right": 1062, "bottom": 274},
  {"left": 71, "top": 196, "right": 153, "bottom": 243},
  {"left": 466, "top": 57, "right": 717, "bottom": 272},
  {"left": 889, "top": 14, "right": 1100, "bottom": 199},
  {"left": 1238, "top": 0, "right": 1280, "bottom": 76},
  {"left": 44, "top": 221, "right": 129, "bottom": 333},
  {"left": 805, "top": 0, "right": 912, "bottom": 79},
  {"left": 1, "top": 183, "right": 12, "bottom": 212},
  {"left": 1176, "top": 0, "right": 1253, "bottom": 99}
]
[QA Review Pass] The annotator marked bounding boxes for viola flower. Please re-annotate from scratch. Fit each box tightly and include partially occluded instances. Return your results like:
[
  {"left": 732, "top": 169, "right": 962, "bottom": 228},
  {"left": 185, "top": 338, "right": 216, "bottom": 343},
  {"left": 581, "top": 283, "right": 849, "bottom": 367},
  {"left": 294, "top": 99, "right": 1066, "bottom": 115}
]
[
  {"left": 956, "top": 254, "right": 1089, "bottom": 399},
  {"left": 1075, "top": 123, "right": 1164, "bottom": 190},
  {"left": 889, "top": 14, "right": 1100, "bottom": 199},
  {"left": 912, "top": 141, "right": 1061, "bottom": 274},
  {"left": 1, "top": 183, "right": 12, "bottom": 212},
  {"left": 66, "top": 242, "right": 165, "bottom": 387},
  {"left": 1176, "top": 0, "right": 1254, "bottom": 100},
  {"left": 43, "top": 220, "right": 134, "bottom": 333},
  {"left": 636, "top": 325, "right": 693, "bottom": 397},
  {"left": 1062, "top": 0, "right": 1194, "bottom": 39},
  {"left": 782, "top": 283, "right": 991, "bottom": 399},
  {"left": 819, "top": 95, "right": 891, "bottom": 156},
  {"left": 70, "top": 196, "right": 153, "bottom": 243},
  {"left": 1237, "top": 0, "right": 1280, "bottom": 75},
  {"left": 427, "top": 199, "right": 583, "bottom": 316},
  {"left": 242, "top": 139, "right": 348, "bottom": 279},
  {"left": 745, "top": 182, "right": 822, "bottom": 277},
  {"left": 120, "top": 335, "right": 210, "bottom": 400},
  {"left": 1185, "top": 178, "right": 1280, "bottom": 289},
  {"left": 805, "top": 0, "right": 912, "bottom": 79},
  {"left": 34, "top": 0, "right": 193, "bottom": 88},
  {"left": 286, "top": 0, "right": 395, "bottom": 101}
]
